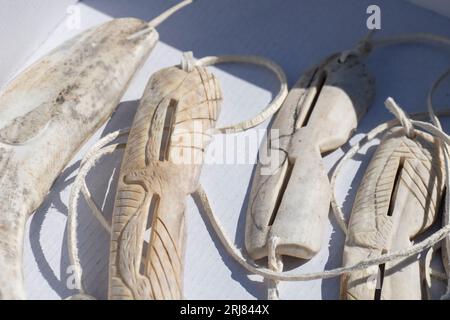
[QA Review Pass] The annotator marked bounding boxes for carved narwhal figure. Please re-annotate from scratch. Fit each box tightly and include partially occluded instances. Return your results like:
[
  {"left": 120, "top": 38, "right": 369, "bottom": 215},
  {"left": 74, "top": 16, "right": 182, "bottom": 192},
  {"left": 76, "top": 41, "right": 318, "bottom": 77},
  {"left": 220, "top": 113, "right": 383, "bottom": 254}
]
[
  {"left": 108, "top": 60, "right": 222, "bottom": 300},
  {"left": 245, "top": 54, "right": 374, "bottom": 263},
  {"left": 341, "top": 127, "right": 446, "bottom": 300}
]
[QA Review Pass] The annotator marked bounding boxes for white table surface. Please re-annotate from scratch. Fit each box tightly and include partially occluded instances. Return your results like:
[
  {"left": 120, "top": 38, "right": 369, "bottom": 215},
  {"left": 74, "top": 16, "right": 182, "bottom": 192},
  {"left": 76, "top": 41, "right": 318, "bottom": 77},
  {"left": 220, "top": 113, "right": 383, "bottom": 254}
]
[{"left": 15, "top": 0, "right": 450, "bottom": 299}]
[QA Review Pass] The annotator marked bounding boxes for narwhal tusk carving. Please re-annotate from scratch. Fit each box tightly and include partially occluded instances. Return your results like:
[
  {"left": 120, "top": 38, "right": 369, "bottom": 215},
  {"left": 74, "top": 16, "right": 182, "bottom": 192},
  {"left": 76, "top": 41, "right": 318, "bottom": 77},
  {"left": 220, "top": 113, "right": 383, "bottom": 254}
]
[
  {"left": 245, "top": 54, "right": 375, "bottom": 262},
  {"left": 0, "top": 0, "right": 195, "bottom": 300},
  {"left": 108, "top": 62, "right": 223, "bottom": 300},
  {"left": 341, "top": 127, "right": 446, "bottom": 300}
]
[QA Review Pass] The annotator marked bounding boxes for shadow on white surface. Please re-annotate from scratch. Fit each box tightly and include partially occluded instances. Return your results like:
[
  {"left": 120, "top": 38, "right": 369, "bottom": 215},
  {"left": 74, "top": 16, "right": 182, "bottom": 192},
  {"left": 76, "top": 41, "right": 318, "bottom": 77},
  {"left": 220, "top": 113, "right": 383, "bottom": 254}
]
[
  {"left": 30, "top": 162, "right": 79, "bottom": 298},
  {"left": 23, "top": 0, "right": 450, "bottom": 299}
]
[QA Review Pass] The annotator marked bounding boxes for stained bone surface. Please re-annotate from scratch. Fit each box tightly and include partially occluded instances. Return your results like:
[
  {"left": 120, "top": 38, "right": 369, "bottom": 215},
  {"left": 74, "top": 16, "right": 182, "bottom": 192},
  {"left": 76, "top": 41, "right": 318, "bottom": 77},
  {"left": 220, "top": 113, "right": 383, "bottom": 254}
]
[
  {"left": 245, "top": 55, "right": 374, "bottom": 261},
  {"left": 0, "top": 18, "right": 157, "bottom": 299}
]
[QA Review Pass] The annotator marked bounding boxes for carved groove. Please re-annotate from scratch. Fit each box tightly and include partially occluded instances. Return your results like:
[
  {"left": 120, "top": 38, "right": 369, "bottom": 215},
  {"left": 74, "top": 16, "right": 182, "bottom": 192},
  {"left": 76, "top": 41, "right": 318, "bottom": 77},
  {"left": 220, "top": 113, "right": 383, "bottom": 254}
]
[
  {"left": 342, "top": 129, "right": 445, "bottom": 300},
  {"left": 159, "top": 99, "right": 178, "bottom": 161},
  {"left": 268, "top": 159, "right": 294, "bottom": 226},
  {"left": 299, "top": 70, "right": 327, "bottom": 128},
  {"left": 109, "top": 65, "right": 222, "bottom": 300}
]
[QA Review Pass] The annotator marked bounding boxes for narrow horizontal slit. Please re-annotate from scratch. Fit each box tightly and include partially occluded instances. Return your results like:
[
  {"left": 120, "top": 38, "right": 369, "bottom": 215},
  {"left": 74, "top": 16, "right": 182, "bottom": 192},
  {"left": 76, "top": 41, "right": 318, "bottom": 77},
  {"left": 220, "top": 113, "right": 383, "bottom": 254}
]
[
  {"left": 268, "top": 160, "right": 294, "bottom": 226},
  {"left": 159, "top": 99, "right": 178, "bottom": 161}
]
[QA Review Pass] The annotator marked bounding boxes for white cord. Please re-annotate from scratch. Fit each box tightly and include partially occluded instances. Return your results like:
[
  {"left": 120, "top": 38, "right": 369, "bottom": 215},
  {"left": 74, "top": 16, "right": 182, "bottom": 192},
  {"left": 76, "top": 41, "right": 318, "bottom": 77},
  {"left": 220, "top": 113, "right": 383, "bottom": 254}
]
[
  {"left": 66, "top": 52, "right": 287, "bottom": 298},
  {"left": 195, "top": 55, "right": 288, "bottom": 134},
  {"left": 67, "top": 32, "right": 450, "bottom": 299}
]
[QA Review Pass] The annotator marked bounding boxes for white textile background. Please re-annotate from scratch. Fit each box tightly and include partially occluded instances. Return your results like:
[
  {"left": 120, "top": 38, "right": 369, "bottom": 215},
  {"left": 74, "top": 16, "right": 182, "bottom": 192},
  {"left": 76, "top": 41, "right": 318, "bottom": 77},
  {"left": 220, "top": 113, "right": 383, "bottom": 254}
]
[{"left": 7, "top": 0, "right": 449, "bottom": 299}]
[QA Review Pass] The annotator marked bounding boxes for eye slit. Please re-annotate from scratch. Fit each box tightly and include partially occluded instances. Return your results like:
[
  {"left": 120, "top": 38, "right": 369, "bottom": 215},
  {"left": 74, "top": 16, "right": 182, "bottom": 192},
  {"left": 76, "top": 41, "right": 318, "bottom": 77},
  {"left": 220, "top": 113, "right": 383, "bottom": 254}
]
[
  {"left": 141, "top": 194, "right": 160, "bottom": 274},
  {"left": 374, "top": 253, "right": 386, "bottom": 300},
  {"left": 159, "top": 99, "right": 178, "bottom": 161},
  {"left": 297, "top": 70, "right": 328, "bottom": 128},
  {"left": 387, "top": 157, "right": 405, "bottom": 217},
  {"left": 268, "top": 159, "right": 294, "bottom": 226}
]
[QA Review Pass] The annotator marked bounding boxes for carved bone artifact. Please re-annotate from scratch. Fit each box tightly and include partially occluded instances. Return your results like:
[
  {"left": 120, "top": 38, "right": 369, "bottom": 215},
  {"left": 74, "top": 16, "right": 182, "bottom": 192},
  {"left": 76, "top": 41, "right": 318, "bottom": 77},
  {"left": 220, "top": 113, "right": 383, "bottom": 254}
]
[
  {"left": 245, "top": 54, "right": 374, "bottom": 261},
  {"left": 341, "top": 127, "right": 446, "bottom": 300},
  {"left": 105, "top": 51, "right": 289, "bottom": 300},
  {"left": 0, "top": 0, "right": 193, "bottom": 299},
  {"left": 108, "top": 61, "right": 222, "bottom": 300}
]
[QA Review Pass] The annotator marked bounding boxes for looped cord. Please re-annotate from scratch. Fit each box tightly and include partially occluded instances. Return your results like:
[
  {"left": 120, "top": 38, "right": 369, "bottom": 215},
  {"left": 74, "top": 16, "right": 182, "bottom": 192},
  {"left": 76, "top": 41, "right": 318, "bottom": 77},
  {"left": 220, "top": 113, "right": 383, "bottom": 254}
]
[
  {"left": 330, "top": 70, "right": 450, "bottom": 299},
  {"left": 66, "top": 54, "right": 286, "bottom": 298},
  {"left": 67, "top": 130, "right": 128, "bottom": 298},
  {"left": 68, "top": 32, "right": 450, "bottom": 299},
  {"left": 68, "top": 143, "right": 125, "bottom": 295},
  {"left": 127, "top": 0, "right": 194, "bottom": 40},
  {"left": 339, "top": 31, "right": 450, "bottom": 65},
  {"left": 267, "top": 236, "right": 283, "bottom": 300},
  {"left": 68, "top": 101, "right": 450, "bottom": 294},
  {"left": 329, "top": 111, "right": 450, "bottom": 236},
  {"left": 148, "top": 0, "right": 194, "bottom": 28},
  {"left": 422, "top": 244, "right": 448, "bottom": 300},
  {"left": 372, "top": 33, "right": 450, "bottom": 50},
  {"left": 385, "top": 97, "right": 416, "bottom": 139},
  {"left": 427, "top": 69, "right": 450, "bottom": 129},
  {"left": 330, "top": 67, "right": 450, "bottom": 236},
  {"left": 190, "top": 58, "right": 450, "bottom": 286},
  {"left": 339, "top": 30, "right": 375, "bottom": 63},
  {"left": 195, "top": 55, "right": 288, "bottom": 134},
  {"left": 181, "top": 51, "right": 196, "bottom": 72},
  {"left": 430, "top": 69, "right": 450, "bottom": 299},
  {"left": 193, "top": 172, "right": 450, "bottom": 282}
]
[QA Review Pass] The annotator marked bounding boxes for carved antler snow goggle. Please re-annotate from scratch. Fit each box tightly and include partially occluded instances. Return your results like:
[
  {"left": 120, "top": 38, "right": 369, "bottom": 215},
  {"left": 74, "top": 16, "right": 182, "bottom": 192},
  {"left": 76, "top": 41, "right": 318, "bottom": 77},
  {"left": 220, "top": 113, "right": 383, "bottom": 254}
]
[
  {"left": 68, "top": 52, "right": 288, "bottom": 300},
  {"left": 68, "top": 32, "right": 450, "bottom": 301}
]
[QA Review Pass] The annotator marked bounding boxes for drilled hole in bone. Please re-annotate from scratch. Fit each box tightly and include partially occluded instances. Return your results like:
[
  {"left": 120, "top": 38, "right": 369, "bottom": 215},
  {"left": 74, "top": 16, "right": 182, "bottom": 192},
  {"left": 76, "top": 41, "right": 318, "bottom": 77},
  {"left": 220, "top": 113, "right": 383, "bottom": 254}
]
[
  {"left": 159, "top": 99, "right": 178, "bottom": 161},
  {"left": 297, "top": 70, "right": 327, "bottom": 128},
  {"left": 387, "top": 157, "right": 405, "bottom": 217},
  {"left": 268, "top": 159, "right": 294, "bottom": 226}
]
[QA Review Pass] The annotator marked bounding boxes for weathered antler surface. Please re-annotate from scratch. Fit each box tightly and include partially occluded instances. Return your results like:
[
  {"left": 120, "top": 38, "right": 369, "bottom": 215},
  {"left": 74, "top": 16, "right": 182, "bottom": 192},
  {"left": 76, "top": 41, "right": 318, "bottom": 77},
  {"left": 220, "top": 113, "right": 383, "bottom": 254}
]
[
  {"left": 341, "top": 127, "right": 445, "bottom": 300},
  {"left": 0, "top": 18, "right": 157, "bottom": 299},
  {"left": 108, "top": 64, "right": 222, "bottom": 299},
  {"left": 245, "top": 55, "right": 374, "bottom": 260}
]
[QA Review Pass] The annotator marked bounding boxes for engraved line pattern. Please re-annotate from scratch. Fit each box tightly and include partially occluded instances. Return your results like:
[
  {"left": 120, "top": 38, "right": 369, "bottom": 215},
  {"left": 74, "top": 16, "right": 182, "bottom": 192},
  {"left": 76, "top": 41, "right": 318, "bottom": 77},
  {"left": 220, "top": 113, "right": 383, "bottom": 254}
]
[
  {"left": 344, "top": 130, "right": 445, "bottom": 300},
  {"left": 109, "top": 65, "right": 222, "bottom": 300},
  {"left": 348, "top": 131, "right": 444, "bottom": 251}
]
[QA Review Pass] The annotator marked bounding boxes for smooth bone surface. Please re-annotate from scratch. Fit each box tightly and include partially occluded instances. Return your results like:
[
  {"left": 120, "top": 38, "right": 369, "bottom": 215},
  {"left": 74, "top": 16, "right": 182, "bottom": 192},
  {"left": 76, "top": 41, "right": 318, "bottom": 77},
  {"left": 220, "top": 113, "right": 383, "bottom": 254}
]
[
  {"left": 0, "top": 18, "right": 157, "bottom": 299},
  {"left": 341, "top": 128, "right": 445, "bottom": 300},
  {"left": 108, "top": 64, "right": 222, "bottom": 300},
  {"left": 245, "top": 55, "right": 374, "bottom": 260}
]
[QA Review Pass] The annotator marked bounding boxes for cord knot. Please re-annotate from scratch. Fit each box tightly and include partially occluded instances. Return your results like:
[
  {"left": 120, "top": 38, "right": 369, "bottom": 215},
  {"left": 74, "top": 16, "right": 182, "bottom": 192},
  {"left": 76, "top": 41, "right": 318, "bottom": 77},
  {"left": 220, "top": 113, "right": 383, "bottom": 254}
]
[
  {"left": 267, "top": 236, "right": 283, "bottom": 300},
  {"left": 181, "top": 51, "right": 196, "bottom": 72},
  {"left": 356, "top": 37, "right": 373, "bottom": 57},
  {"left": 339, "top": 30, "right": 375, "bottom": 63},
  {"left": 385, "top": 97, "right": 416, "bottom": 139}
]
